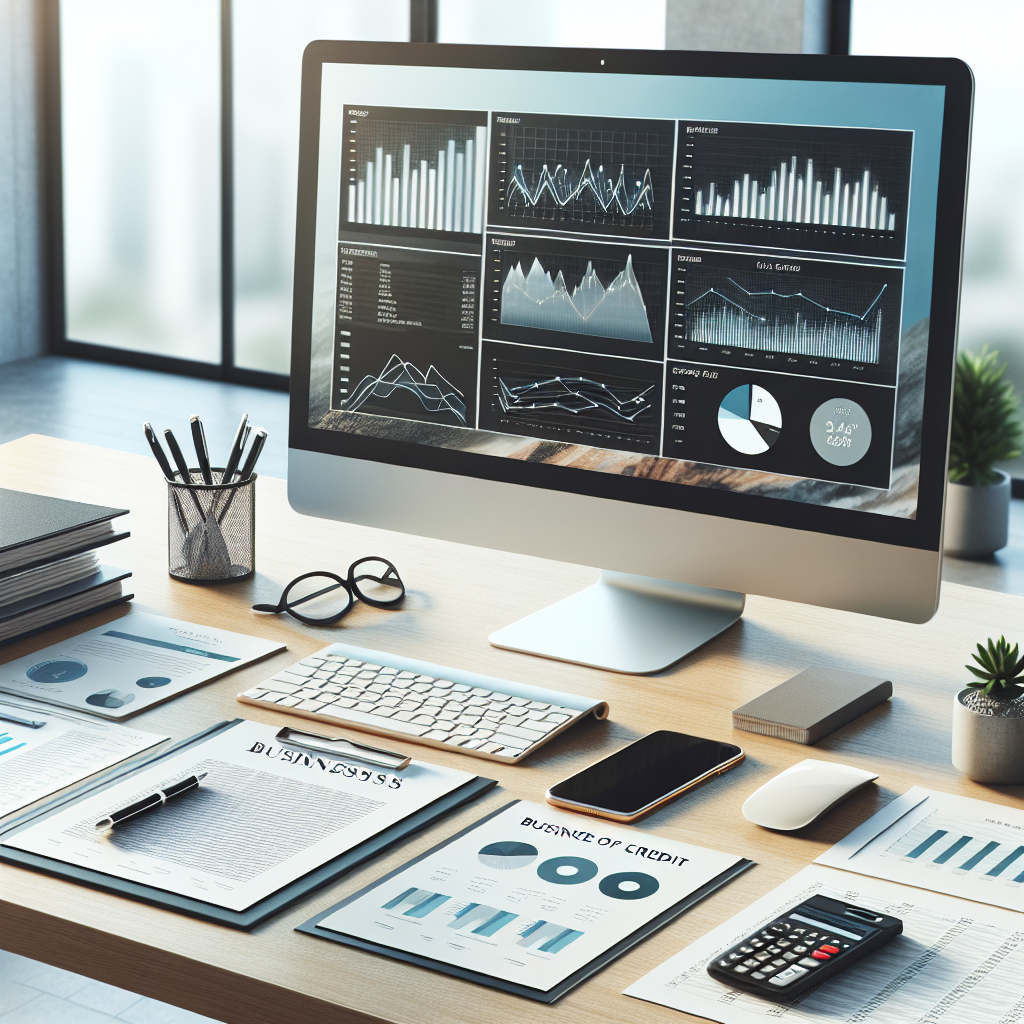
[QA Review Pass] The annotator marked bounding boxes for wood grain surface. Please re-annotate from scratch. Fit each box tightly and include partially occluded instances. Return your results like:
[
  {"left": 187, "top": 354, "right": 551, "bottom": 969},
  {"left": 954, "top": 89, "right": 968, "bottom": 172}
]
[{"left": 1, "top": 434, "right": 1022, "bottom": 1024}]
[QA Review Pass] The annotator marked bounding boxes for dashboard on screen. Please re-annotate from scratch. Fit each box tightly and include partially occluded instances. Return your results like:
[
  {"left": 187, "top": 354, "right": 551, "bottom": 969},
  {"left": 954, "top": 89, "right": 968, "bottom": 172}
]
[{"left": 296, "top": 50, "right": 963, "bottom": 550}]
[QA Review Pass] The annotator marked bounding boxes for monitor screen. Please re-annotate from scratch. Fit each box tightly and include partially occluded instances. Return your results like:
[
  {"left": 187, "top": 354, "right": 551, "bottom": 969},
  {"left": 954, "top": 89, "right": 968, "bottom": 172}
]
[{"left": 293, "top": 46, "right": 968, "bottom": 554}]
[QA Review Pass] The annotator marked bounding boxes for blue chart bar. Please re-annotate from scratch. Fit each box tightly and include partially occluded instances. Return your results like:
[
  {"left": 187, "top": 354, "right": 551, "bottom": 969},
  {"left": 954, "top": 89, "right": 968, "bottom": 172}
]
[
  {"left": 934, "top": 836, "right": 973, "bottom": 864},
  {"left": 987, "top": 847, "right": 1024, "bottom": 877},
  {"left": 959, "top": 841, "right": 1000, "bottom": 871},
  {"left": 907, "top": 830, "right": 948, "bottom": 858},
  {"left": 1015, "top": 868, "right": 1024, "bottom": 884}
]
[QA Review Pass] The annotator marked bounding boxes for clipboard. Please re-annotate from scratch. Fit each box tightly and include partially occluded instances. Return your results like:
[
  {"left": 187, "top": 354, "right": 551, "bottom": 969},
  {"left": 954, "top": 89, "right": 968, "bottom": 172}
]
[
  {"left": 0, "top": 718, "right": 497, "bottom": 929},
  {"left": 297, "top": 799, "right": 754, "bottom": 1002}
]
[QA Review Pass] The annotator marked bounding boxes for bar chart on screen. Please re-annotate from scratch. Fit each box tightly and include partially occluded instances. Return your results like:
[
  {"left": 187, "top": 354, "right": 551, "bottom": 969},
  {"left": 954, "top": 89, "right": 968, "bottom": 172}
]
[
  {"left": 816, "top": 787, "right": 1024, "bottom": 913},
  {"left": 343, "top": 106, "right": 487, "bottom": 235}
]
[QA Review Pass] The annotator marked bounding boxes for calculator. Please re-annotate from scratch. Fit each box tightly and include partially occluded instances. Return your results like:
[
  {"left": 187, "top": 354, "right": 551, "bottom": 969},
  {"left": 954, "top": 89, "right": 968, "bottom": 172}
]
[{"left": 706, "top": 894, "right": 902, "bottom": 998}]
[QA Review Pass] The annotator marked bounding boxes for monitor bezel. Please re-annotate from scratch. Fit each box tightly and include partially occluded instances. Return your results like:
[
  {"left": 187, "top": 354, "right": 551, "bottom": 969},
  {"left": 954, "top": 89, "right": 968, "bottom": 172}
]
[{"left": 288, "top": 42, "right": 973, "bottom": 553}]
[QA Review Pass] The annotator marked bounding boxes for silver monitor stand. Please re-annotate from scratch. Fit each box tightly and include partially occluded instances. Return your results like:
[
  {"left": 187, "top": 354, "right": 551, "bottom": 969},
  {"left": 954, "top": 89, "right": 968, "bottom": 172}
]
[{"left": 488, "top": 572, "right": 744, "bottom": 674}]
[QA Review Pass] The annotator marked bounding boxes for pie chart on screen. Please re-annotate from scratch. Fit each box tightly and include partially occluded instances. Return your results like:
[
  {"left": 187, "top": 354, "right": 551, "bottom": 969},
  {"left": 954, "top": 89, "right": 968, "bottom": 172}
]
[{"left": 718, "top": 384, "right": 782, "bottom": 455}]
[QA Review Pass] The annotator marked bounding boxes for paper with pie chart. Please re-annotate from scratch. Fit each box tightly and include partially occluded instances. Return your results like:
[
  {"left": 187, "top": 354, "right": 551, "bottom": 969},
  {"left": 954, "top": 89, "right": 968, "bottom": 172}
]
[
  {"left": 0, "top": 610, "right": 284, "bottom": 720},
  {"left": 718, "top": 384, "right": 782, "bottom": 455},
  {"left": 317, "top": 799, "right": 745, "bottom": 992}
]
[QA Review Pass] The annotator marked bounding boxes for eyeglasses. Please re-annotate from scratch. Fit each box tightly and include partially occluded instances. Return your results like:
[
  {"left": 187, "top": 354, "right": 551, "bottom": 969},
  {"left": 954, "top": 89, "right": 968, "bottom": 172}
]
[{"left": 251, "top": 557, "right": 405, "bottom": 626}]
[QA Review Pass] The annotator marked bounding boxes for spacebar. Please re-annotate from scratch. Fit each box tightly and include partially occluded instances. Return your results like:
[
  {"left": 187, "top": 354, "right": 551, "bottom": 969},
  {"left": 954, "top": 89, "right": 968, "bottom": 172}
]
[{"left": 323, "top": 706, "right": 430, "bottom": 736}]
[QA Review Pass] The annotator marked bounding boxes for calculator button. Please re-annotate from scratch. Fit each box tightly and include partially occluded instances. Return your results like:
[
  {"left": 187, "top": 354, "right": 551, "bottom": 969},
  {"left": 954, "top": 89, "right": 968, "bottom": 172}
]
[
  {"left": 717, "top": 960, "right": 732, "bottom": 968},
  {"left": 769, "top": 965, "right": 809, "bottom": 988},
  {"left": 771, "top": 959, "right": 786, "bottom": 967},
  {"left": 727, "top": 953, "right": 743, "bottom": 961},
  {"left": 739, "top": 946, "right": 755, "bottom": 954},
  {"left": 799, "top": 958, "right": 823, "bottom": 968},
  {"left": 761, "top": 965, "right": 777, "bottom": 975},
  {"left": 782, "top": 952, "right": 799, "bottom": 961},
  {"left": 750, "top": 939, "right": 764, "bottom": 948},
  {"left": 820, "top": 945, "right": 840, "bottom": 954},
  {"left": 777, "top": 940, "right": 792, "bottom": 948},
  {"left": 811, "top": 951, "right": 831, "bottom": 960},
  {"left": 768, "top": 924, "right": 786, "bottom": 934},
  {"left": 767, "top": 946, "right": 781, "bottom": 955},
  {"left": 742, "top": 959, "right": 758, "bottom": 967},
  {"left": 733, "top": 966, "right": 750, "bottom": 974},
  {"left": 751, "top": 972, "right": 765, "bottom": 980},
  {"left": 755, "top": 952, "right": 771, "bottom": 961},
  {"left": 793, "top": 945, "right": 808, "bottom": 953}
]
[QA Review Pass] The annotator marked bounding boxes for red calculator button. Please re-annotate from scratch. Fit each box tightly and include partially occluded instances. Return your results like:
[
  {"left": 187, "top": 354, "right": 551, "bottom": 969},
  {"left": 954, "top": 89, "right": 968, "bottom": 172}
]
[
  {"left": 820, "top": 945, "right": 840, "bottom": 954},
  {"left": 811, "top": 951, "right": 831, "bottom": 960}
]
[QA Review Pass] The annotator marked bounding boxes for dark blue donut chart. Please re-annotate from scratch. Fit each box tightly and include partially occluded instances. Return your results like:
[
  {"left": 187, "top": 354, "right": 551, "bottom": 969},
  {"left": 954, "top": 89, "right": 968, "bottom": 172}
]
[
  {"left": 136, "top": 676, "right": 172, "bottom": 688},
  {"left": 536, "top": 856, "right": 599, "bottom": 885},
  {"left": 26, "top": 659, "right": 88, "bottom": 684},
  {"left": 598, "top": 871, "right": 660, "bottom": 900}
]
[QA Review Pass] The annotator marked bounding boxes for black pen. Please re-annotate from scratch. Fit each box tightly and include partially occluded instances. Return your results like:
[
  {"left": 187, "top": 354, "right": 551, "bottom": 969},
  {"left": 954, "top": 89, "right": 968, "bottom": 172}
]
[
  {"left": 220, "top": 413, "right": 249, "bottom": 484},
  {"left": 143, "top": 423, "right": 175, "bottom": 481},
  {"left": 190, "top": 415, "right": 214, "bottom": 484},
  {"left": 164, "top": 429, "right": 205, "bottom": 514},
  {"left": 238, "top": 429, "right": 267, "bottom": 481},
  {"left": 94, "top": 771, "right": 208, "bottom": 831}
]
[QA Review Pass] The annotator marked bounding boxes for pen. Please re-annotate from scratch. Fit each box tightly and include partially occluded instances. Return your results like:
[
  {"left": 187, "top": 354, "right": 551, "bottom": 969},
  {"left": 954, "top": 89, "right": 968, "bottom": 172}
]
[
  {"left": 220, "top": 413, "right": 249, "bottom": 484},
  {"left": 238, "top": 429, "right": 267, "bottom": 482},
  {"left": 0, "top": 709, "right": 46, "bottom": 729},
  {"left": 94, "top": 771, "right": 208, "bottom": 830},
  {"left": 143, "top": 423, "right": 175, "bottom": 481},
  {"left": 164, "top": 429, "right": 206, "bottom": 514},
  {"left": 190, "top": 415, "right": 214, "bottom": 485}
]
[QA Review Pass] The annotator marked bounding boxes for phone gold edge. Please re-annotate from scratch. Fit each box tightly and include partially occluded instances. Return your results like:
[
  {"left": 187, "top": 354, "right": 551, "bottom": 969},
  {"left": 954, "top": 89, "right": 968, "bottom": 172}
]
[{"left": 544, "top": 748, "right": 746, "bottom": 824}]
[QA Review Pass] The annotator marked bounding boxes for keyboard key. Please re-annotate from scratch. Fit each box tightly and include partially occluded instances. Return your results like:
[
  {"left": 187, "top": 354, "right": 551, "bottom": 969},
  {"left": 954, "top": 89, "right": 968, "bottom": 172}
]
[
  {"left": 288, "top": 665, "right": 317, "bottom": 677},
  {"left": 451, "top": 683, "right": 472, "bottom": 692},
  {"left": 491, "top": 732, "right": 531, "bottom": 750},
  {"left": 397, "top": 671, "right": 417, "bottom": 679},
  {"left": 479, "top": 742, "right": 505, "bottom": 753},
  {"left": 411, "top": 715, "right": 436, "bottom": 726},
  {"left": 525, "top": 701, "right": 551, "bottom": 710},
  {"left": 459, "top": 738, "right": 484, "bottom": 749},
  {"left": 271, "top": 671, "right": 308, "bottom": 686},
  {"left": 243, "top": 687, "right": 268, "bottom": 698},
  {"left": 354, "top": 701, "right": 376, "bottom": 712},
  {"left": 370, "top": 707, "right": 395, "bottom": 717},
  {"left": 392, "top": 711, "right": 416, "bottom": 721},
  {"left": 323, "top": 706, "right": 431, "bottom": 736},
  {"left": 495, "top": 723, "right": 546, "bottom": 741},
  {"left": 299, "top": 657, "right": 326, "bottom": 667},
  {"left": 333, "top": 698, "right": 357, "bottom": 708},
  {"left": 398, "top": 701, "right": 422, "bottom": 712},
  {"left": 506, "top": 696, "right": 529, "bottom": 706},
  {"left": 414, "top": 675, "right": 436, "bottom": 683},
  {"left": 423, "top": 730, "right": 450, "bottom": 740},
  {"left": 410, "top": 683, "right": 433, "bottom": 693},
  {"left": 296, "top": 699, "right": 324, "bottom": 710}
]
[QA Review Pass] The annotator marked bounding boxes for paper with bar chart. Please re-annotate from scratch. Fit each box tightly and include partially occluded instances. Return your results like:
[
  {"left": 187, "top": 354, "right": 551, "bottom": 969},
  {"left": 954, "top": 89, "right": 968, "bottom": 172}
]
[
  {"left": 343, "top": 106, "right": 487, "bottom": 234},
  {"left": 488, "top": 111, "right": 675, "bottom": 238},
  {"left": 816, "top": 787, "right": 1024, "bottom": 912},
  {"left": 316, "top": 800, "right": 744, "bottom": 992},
  {"left": 676, "top": 121, "right": 913, "bottom": 258},
  {"left": 625, "top": 864, "right": 1024, "bottom": 1024}
]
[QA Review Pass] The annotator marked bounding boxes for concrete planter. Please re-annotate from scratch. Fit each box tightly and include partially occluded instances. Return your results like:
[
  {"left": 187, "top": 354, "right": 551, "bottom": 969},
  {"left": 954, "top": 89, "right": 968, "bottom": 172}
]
[
  {"left": 944, "top": 471, "right": 1011, "bottom": 557},
  {"left": 951, "top": 688, "right": 1024, "bottom": 783}
]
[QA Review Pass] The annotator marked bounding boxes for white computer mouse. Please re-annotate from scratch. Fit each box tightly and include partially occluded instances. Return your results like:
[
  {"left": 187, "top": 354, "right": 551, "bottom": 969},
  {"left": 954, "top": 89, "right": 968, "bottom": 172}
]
[{"left": 741, "top": 758, "right": 878, "bottom": 831}]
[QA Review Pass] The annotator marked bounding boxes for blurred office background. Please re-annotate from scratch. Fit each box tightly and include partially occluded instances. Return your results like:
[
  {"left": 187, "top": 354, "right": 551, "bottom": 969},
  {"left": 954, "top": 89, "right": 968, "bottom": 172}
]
[{"left": 0, "top": 0, "right": 1022, "bottom": 478}]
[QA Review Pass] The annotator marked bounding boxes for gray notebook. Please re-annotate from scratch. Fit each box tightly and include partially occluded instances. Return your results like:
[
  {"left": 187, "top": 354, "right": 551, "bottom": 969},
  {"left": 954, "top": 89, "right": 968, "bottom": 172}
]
[{"left": 732, "top": 666, "right": 892, "bottom": 744}]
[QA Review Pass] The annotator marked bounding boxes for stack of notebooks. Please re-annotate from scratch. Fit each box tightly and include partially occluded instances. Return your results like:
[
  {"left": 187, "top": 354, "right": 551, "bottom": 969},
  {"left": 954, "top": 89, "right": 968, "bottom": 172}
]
[{"left": 0, "top": 489, "right": 133, "bottom": 645}]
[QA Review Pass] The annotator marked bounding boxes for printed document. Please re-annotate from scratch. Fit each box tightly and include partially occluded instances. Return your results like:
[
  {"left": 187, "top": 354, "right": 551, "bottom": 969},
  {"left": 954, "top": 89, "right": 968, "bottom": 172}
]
[
  {"left": 625, "top": 863, "right": 1024, "bottom": 1024},
  {"left": 318, "top": 800, "right": 745, "bottom": 992},
  {"left": 2, "top": 719, "right": 475, "bottom": 911},
  {"left": 815, "top": 786, "right": 1024, "bottom": 912},
  {"left": 0, "top": 700, "right": 166, "bottom": 817},
  {"left": 0, "top": 610, "right": 285, "bottom": 718}
]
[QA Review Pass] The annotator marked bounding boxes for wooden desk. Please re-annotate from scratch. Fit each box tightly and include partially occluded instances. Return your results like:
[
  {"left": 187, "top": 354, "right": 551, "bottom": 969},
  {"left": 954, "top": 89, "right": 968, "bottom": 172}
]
[{"left": 1, "top": 434, "right": 1022, "bottom": 1024}]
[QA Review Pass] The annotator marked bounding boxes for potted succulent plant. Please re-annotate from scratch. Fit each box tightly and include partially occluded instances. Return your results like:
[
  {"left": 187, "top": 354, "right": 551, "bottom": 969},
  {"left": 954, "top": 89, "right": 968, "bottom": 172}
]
[
  {"left": 944, "top": 347, "right": 1023, "bottom": 557},
  {"left": 951, "top": 636, "right": 1024, "bottom": 783}
]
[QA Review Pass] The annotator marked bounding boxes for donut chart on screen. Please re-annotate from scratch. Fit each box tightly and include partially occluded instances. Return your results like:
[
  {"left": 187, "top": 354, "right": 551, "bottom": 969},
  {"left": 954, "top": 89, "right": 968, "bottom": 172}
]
[{"left": 718, "top": 384, "right": 782, "bottom": 455}]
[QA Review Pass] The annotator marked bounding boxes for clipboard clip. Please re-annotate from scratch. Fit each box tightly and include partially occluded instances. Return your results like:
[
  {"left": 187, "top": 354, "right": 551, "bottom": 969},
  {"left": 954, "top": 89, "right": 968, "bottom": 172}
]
[{"left": 275, "top": 727, "right": 412, "bottom": 771}]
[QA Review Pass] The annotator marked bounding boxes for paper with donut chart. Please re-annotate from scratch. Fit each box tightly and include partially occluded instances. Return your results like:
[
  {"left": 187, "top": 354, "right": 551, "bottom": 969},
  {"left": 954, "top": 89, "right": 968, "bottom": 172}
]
[
  {"left": 0, "top": 610, "right": 285, "bottom": 719},
  {"left": 624, "top": 864, "right": 1024, "bottom": 1024},
  {"left": 814, "top": 787, "right": 1024, "bottom": 913},
  {"left": 316, "top": 800, "right": 746, "bottom": 992},
  {"left": 1, "top": 720, "right": 476, "bottom": 911}
]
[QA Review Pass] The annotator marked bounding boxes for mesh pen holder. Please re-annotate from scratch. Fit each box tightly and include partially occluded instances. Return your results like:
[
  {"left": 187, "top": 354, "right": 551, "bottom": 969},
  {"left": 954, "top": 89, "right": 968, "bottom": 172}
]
[{"left": 168, "top": 470, "right": 255, "bottom": 584}]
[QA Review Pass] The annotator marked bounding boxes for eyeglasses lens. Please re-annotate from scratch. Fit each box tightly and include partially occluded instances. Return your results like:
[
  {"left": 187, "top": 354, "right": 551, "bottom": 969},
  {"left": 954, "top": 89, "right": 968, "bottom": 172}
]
[
  {"left": 284, "top": 574, "right": 352, "bottom": 621},
  {"left": 350, "top": 558, "right": 404, "bottom": 606}
]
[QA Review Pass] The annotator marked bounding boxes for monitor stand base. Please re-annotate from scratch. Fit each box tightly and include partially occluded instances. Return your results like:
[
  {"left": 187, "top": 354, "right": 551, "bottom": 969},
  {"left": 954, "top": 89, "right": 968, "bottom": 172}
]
[{"left": 488, "top": 571, "right": 744, "bottom": 675}]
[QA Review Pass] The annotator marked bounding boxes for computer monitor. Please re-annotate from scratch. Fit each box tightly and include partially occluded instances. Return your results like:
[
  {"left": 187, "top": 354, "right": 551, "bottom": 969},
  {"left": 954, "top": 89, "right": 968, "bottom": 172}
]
[{"left": 288, "top": 42, "right": 972, "bottom": 674}]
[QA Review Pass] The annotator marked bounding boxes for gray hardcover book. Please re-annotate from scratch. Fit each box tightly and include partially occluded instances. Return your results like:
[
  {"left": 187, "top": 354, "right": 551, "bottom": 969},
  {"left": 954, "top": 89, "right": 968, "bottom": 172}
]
[{"left": 732, "top": 667, "right": 893, "bottom": 744}]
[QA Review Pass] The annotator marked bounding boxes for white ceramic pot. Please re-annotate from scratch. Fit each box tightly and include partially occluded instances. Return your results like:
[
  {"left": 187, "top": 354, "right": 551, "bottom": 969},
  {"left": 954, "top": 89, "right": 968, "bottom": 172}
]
[
  {"left": 951, "top": 688, "right": 1024, "bottom": 783},
  {"left": 944, "top": 470, "right": 1011, "bottom": 557}
]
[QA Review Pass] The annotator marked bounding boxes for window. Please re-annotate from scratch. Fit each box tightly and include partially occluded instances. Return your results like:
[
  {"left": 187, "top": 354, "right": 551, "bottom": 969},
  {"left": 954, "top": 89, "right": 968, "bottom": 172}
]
[{"left": 851, "top": 0, "right": 1024, "bottom": 477}]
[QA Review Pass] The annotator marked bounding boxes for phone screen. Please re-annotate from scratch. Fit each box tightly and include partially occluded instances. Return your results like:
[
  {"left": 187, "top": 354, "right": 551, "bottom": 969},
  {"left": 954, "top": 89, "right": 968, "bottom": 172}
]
[{"left": 548, "top": 731, "right": 743, "bottom": 815}]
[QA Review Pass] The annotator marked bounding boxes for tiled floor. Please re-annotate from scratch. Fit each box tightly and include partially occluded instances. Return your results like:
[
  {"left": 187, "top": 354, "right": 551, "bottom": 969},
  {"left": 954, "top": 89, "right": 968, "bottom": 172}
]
[{"left": 0, "top": 950, "right": 221, "bottom": 1024}]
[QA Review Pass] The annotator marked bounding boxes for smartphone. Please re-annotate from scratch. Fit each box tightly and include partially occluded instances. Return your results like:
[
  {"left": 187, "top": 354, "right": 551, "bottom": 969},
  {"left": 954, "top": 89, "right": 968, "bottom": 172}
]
[{"left": 545, "top": 730, "right": 744, "bottom": 823}]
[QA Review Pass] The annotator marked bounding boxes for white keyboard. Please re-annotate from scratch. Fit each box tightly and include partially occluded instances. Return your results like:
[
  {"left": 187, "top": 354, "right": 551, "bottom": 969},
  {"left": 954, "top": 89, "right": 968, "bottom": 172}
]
[{"left": 238, "top": 642, "right": 609, "bottom": 763}]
